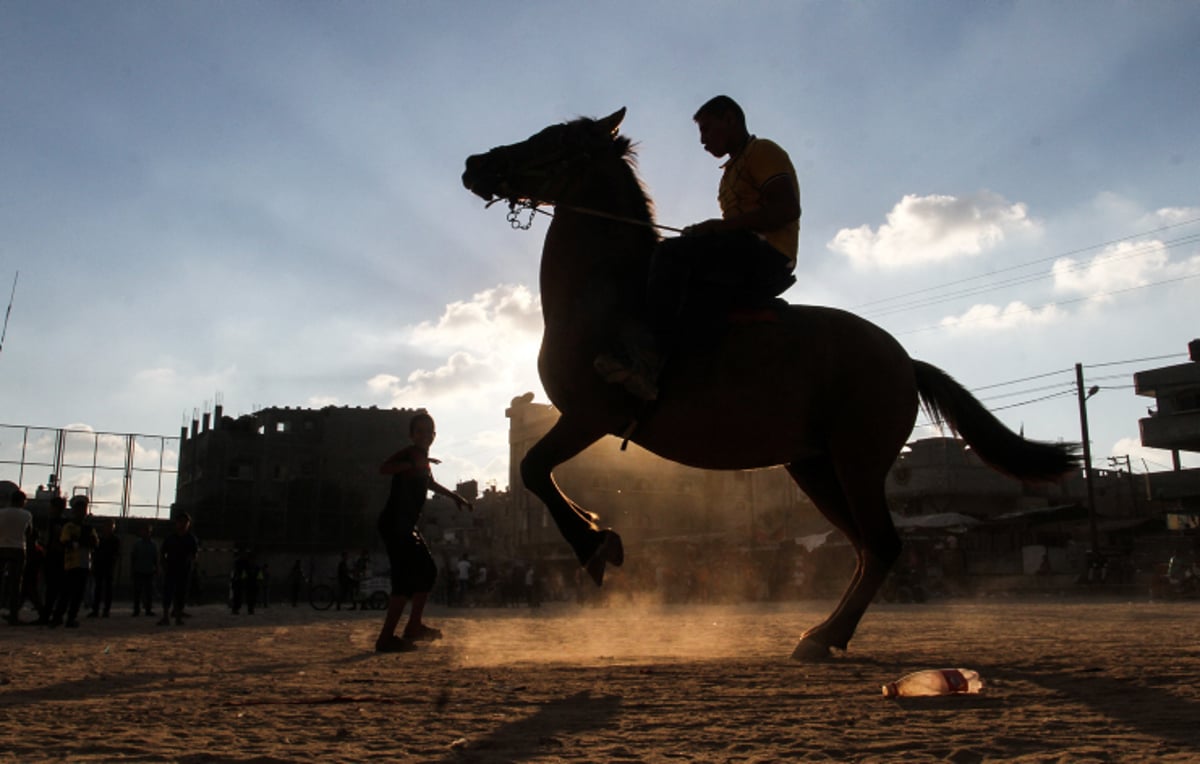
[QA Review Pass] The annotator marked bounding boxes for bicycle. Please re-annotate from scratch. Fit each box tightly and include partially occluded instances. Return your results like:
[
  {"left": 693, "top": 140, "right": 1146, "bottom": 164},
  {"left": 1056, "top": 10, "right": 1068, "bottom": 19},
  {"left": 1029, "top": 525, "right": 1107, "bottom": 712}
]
[{"left": 308, "top": 579, "right": 337, "bottom": 611}]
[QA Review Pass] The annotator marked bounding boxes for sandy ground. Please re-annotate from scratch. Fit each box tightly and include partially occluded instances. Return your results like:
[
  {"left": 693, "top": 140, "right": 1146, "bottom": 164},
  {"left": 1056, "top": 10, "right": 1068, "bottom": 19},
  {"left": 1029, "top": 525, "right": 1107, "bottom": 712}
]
[{"left": 2, "top": 596, "right": 1199, "bottom": 763}]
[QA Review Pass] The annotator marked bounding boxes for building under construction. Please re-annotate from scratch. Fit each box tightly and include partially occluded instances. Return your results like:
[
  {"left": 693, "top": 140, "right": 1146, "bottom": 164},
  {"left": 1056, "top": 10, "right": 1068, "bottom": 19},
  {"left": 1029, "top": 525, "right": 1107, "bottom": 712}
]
[{"left": 174, "top": 403, "right": 424, "bottom": 552}]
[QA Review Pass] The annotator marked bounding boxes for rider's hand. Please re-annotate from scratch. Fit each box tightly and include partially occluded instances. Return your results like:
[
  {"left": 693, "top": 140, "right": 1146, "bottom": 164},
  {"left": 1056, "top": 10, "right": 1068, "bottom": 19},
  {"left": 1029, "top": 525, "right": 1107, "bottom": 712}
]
[{"left": 683, "top": 218, "right": 724, "bottom": 236}]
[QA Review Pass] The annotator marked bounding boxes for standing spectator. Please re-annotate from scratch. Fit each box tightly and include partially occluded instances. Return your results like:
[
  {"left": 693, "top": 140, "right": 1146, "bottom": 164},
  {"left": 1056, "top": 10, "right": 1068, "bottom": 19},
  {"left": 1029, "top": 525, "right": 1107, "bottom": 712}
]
[
  {"left": 525, "top": 563, "right": 540, "bottom": 608},
  {"left": 287, "top": 559, "right": 305, "bottom": 607},
  {"left": 129, "top": 524, "right": 158, "bottom": 617},
  {"left": 158, "top": 512, "right": 198, "bottom": 626},
  {"left": 50, "top": 496, "right": 98, "bottom": 628},
  {"left": 336, "top": 551, "right": 357, "bottom": 611},
  {"left": 1, "top": 489, "right": 33, "bottom": 625},
  {"left": 88, "top": 518, "right": 120, "bottom": 618},
  {"left": 230, "top": 547, "right": 260, "bottom": 615},
  {"left": 354, "top": 550, "right": 371, "bottom": 584},
  {"left": 456, "top": 553, "right": 472, "bottom": 607},
  {"left": 229, "top": 546, "right": 248, "bottom": 614},
  {"left": 17, "top": 528, "right": 46, "bottom": 622},
  {"left": 37, "top": 496, "right": 67, "bottom": 625},
  {"left": 259, "top": 562, "right": 271, "bottom": 608}
]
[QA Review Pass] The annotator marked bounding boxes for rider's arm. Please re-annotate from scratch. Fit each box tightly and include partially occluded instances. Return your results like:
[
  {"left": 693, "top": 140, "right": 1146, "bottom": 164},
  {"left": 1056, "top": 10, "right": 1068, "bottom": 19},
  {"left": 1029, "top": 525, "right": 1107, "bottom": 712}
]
[{"left": 711, "top": 175, "right": 800, "bottom": 234}]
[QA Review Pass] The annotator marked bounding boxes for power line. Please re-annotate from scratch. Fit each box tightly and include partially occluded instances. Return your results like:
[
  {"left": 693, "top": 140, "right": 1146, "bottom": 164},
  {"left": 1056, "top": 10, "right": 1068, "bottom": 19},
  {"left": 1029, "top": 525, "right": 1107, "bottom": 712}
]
[
  {"left": 862, "top": 232, "right": 1200, "bottom": 320},
  {"left": 898, "top": 270, "right": 1200, "bottom": 335},
  {"left": 970, "top": 367, "right": 1074, "bottom": 391},
  {"left": 989, "top": 389, "right": 1077, "bottom": 412},
  {"left": 852, "top": 215, "right": 1200, "bottom": 312},
  {"left": 1084, "top": 352, "right": 1188, "bottom": 369},
  {"left": 978, "top": 381, "right": 1077, "bottom": 402}
]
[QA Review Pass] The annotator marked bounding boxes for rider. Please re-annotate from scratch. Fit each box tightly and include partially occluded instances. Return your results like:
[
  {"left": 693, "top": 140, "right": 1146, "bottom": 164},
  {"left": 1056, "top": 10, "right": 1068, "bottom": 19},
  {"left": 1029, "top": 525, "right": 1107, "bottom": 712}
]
[{"left": 596, "top": 95, "right": 802, "bottom": 400}]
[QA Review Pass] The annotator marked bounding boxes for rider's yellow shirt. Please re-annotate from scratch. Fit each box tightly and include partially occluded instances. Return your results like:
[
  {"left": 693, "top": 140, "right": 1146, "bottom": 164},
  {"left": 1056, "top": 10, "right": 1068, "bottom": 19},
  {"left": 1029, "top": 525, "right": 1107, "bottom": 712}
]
[{"left": 718, "top": 136, "right": 801, "bottom": 268}]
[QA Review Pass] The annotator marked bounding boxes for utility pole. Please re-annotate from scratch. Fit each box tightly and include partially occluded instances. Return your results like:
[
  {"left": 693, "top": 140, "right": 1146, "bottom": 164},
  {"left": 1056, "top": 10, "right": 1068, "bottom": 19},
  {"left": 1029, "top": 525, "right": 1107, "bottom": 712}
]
[
  {"left": 1075, "top": 363, "right": 1100, "bottom": 555},
  {"left": 1108, "top": 454, "right": 1139, "bottom": 516}
]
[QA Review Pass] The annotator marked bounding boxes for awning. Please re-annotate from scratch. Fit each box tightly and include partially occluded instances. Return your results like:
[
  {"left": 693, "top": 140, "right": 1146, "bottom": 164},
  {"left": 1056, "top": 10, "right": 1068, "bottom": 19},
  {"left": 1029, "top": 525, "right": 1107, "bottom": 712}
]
[
  {"left": 891, "top": 512, "right": 979, "bottom": 531},
  {"left": 989, "top": 504, "right": 1088, "bottom": 525}
]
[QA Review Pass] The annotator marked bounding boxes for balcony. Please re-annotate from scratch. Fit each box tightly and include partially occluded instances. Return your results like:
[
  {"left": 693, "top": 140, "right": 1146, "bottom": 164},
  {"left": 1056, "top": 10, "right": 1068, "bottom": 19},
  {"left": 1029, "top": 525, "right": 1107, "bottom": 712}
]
[
  {"left": 1138, "top": 410, "right": 1200, "bottom": 452},
  {"left": 1144, "top": 467, "right": 1200, "bottom": 503}
]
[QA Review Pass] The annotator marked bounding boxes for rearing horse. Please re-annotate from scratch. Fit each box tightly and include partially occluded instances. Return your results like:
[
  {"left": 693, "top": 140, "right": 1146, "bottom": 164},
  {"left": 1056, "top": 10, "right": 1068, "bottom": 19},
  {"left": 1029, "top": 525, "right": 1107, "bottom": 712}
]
[{"left": 462, "top": 108, "right": 1077, "bottom": 660}]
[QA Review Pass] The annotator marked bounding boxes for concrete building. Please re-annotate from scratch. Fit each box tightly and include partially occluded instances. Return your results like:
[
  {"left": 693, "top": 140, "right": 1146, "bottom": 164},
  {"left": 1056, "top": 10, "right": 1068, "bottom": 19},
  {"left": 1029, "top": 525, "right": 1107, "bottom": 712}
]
[
  {"left": 503, "top": 393, "right": 824, "bottom": 562},
  {"left": 885, "top": 435, "right": 1157, "bottom": 578},
  {"left": 1135, "top": 338, "right": 1200, "bottom": 524},
  {"left": 175, "top": 403, "right": 424, "bottom": 552}
]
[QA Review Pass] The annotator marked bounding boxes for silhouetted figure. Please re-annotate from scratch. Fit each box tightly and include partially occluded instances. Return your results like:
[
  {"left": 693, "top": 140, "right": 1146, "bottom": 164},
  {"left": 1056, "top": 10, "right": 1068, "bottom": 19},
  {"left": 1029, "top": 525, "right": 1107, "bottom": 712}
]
[
  {"left": 16, "top": 531, "right": 46, "bottom": 622},
  {"left": 37, "top": 497, "right": 67, "bottom": 625},
  {"left": 596, "top": 96, "right": 800, "bottom": 400},
  {"left": 230, "top": 547, "right": 260, "bottom": 615},
  {"left": 51, "top": 496, "right": 97, "bottom": 628},
  {"left": 373, "top": 412, "right": 472, "bottom": 652},
  {"left": 336, "top": 551, "right": 357, "bottom": 611},
  {"left": 259, "top": 562, "right": 270, "bottom": 608},
  {"left": 158, "top": 512, "right": 198, "bottom": 626},
  {"left": 1, "top": 489, "right": 33, "bottom": 624},
  {"left": 287, "top": 559, "right": 305, "bottom": 607},
  {"left": 88, "top": 517, "right": 119, "bottom": 618},
  {"left": 130, "top": 524, "right": 158, "bottom": 617}
]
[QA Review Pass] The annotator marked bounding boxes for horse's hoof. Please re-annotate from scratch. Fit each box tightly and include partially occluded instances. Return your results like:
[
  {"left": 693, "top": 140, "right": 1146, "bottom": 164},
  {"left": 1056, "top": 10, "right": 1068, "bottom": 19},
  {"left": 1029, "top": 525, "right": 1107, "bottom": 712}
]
[
  {"left": 790, "top": 638, "right": 833, "bottom": 662},
  {"left": 585, "top": 530, "right": 624, "bottom": 586}
]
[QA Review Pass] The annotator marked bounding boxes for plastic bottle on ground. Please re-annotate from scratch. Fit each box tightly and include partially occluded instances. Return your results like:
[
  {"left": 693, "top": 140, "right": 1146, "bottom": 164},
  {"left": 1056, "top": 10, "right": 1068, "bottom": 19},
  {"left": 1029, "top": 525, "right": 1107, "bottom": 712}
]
[{"left": 882, "top": 668, "right": 983, "bottom": 698}]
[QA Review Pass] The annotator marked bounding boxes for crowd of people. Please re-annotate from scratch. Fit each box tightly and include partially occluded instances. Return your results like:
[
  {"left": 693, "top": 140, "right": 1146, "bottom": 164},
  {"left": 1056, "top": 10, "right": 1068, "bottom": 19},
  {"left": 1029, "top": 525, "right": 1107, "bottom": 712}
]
[{"left": 1, "top": 488, "right": 200, "bottom": 629}]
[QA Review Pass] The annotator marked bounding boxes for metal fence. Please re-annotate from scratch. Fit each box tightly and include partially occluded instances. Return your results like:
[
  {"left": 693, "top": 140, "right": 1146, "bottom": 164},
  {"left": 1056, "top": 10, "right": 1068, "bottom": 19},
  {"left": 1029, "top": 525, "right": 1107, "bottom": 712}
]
[{"left": 0, "top": 423, "right": 178, "bottom": 519}]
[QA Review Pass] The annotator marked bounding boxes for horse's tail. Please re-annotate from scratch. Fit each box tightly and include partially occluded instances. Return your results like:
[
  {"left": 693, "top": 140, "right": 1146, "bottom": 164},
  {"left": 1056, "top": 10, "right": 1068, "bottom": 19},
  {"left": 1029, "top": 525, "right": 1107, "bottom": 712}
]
[{"left": 913, "top": 360, "right": 1081, "bottom": 481}]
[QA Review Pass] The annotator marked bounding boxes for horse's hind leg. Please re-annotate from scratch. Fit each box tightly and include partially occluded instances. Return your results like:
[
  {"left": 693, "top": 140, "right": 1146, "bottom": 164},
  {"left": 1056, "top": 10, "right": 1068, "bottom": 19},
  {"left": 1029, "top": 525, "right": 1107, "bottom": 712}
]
[
  {"left": 786, "top": 456, "right": 901, "bottom": 661},
  {"left": 521, "top": 417, "right": 624, "bottom": 585}
]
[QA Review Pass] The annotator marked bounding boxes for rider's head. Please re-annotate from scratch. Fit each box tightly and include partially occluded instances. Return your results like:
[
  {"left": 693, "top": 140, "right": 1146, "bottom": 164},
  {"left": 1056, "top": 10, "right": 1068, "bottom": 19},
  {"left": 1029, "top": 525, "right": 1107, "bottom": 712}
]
[{"left": 694, "top": 96, "right": 748, "bottom": 158}]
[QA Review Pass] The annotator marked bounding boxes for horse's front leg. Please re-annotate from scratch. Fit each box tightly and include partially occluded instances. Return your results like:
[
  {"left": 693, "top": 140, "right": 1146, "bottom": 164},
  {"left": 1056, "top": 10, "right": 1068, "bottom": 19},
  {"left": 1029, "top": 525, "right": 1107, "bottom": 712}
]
[{"left": 520, "top": 417, "right": 624, "bottom": 585}]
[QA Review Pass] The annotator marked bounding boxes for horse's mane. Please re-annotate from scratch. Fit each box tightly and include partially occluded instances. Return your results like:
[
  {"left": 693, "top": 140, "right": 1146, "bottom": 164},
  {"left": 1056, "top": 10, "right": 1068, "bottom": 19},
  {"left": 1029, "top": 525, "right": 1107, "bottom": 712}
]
[
  {"left": 617, "top": 139, "right": 657, "bottom": 231},
  {"left": 564, "top": 116, "right": 657, "bottom": 235}
]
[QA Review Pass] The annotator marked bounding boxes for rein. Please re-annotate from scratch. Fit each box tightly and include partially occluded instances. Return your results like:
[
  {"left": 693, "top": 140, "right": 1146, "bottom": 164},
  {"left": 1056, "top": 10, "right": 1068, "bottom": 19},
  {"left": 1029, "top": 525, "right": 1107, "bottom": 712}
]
[{"left": 489, "top": 198, "right": 683, "bottom": 235}]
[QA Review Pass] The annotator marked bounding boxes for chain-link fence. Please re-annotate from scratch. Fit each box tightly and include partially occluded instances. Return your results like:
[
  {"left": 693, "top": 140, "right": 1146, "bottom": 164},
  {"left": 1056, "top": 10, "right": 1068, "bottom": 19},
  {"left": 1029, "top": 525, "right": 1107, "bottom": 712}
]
[{"left": 0, "top": 423, "right": 178, "bottom": 518}]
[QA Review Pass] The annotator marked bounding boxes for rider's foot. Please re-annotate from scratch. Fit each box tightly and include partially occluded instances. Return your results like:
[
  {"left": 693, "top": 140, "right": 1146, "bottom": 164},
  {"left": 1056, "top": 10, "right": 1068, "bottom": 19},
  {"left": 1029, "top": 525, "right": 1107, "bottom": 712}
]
[{"left": 594, "top": 354, "right": 659, "bottom": 401}]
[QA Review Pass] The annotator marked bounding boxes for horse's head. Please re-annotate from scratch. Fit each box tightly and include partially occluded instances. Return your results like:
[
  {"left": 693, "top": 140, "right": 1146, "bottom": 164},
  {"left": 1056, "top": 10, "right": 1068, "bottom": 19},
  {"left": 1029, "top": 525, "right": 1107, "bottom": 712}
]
[{"left": 462, "top": 108, "right": 628, "bottom": 206}]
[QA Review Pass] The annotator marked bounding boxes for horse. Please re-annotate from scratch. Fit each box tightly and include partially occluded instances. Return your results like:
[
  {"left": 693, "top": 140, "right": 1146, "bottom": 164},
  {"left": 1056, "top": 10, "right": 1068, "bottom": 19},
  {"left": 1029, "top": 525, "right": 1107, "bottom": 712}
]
[{"left": 462, "top": 108, "right": 1078, "bottom": 660}]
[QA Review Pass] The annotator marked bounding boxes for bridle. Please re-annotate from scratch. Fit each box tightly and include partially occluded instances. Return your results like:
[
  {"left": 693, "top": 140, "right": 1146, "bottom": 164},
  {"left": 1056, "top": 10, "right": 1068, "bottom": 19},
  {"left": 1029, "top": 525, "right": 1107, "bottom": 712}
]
[
  {"left": 482, "top": 133, "right": 683, "bottom": 234},
  {"left": 490, "top": 198, "right": 682, "bottom": 235}
]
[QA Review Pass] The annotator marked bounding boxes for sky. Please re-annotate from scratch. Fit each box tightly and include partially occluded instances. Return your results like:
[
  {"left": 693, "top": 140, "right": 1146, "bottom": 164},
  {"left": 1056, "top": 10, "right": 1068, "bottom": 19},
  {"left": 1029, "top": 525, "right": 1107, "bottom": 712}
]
[{"left": 2, "top": 1, "right": 1199, "bottom": 496}]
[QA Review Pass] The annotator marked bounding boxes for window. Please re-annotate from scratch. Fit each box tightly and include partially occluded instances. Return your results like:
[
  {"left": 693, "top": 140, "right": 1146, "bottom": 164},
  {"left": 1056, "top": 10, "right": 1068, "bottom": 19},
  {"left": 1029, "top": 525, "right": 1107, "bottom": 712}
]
[{"left": 227, "top": 462, "right": 254, "bottom": 481}]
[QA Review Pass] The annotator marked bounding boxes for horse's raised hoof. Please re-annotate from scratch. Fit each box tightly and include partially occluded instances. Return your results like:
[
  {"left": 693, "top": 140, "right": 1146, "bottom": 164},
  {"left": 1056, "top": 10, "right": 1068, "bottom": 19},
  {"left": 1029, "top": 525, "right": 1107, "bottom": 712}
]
[
  {"left": 790, "top": 638, "right": 833, "bottom": 662},
  {"left": 585, "top": 529, "right": 624, "bottom": 586}
]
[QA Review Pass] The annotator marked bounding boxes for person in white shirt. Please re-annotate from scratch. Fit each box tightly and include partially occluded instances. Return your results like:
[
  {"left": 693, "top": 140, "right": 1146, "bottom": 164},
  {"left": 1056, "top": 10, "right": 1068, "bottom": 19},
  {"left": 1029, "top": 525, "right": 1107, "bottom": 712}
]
[
  {"left": 455, "top": 554, "right": 471, "bottom": 606},
  {"left": 0, "top": 489, "right": 34, "bottom": 625}
]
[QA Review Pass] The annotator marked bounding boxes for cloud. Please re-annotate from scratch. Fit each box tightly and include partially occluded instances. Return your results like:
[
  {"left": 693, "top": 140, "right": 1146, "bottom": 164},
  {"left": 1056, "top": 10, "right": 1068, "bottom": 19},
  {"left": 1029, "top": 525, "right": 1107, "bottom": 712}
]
[
  {"left": 410, "top": 284, "right": 542, "bottom": 352},
  {"left": 939, "top": 301, "right": 1065, "bottom": 332},
  {"left": 829, "top": 191, "right": 1040, "bottom": 269},
  {"left": 1052, "top": 239, "right": 1200, "bottom": 302},
  {"left": 1111, "top": 437, "right": 1200, "bottom": 471},
  {"left": 306, "top": 395, "right": 341, "bottom": 408},
  {"left": 368, "top": 284, "right": 544, "bottom": 411},
  {"left": 360, "top": 284, "right": 547, "bottom": 489},
  {"left": 1143, "top": 206, "right": 1200, "bottom": 227}
]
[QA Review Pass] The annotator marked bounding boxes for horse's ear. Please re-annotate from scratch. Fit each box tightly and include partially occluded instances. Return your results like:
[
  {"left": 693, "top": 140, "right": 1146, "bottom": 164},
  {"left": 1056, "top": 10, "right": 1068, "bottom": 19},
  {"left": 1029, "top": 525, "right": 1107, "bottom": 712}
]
[{"left": 596, "top": 107, "right": 626, "bottom": 136}]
